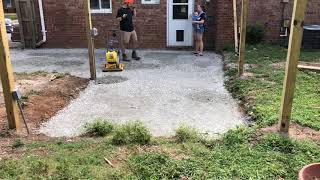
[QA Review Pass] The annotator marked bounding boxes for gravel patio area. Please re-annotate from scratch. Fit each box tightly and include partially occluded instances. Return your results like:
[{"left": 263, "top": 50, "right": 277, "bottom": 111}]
[{"left": 10, "top": 49, "right": 243, "bottom": 137}]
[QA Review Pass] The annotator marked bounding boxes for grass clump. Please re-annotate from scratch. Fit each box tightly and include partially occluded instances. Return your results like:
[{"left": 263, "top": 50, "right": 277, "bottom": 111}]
[
  {"left": 128, "top": 152, "right": 178, "bottom": 179},
  {"left": 175, "top": 125, "right": 200, "bottom": 143},
  {"left": 260, "top": 133, "right": 295, "bottom": 153},
  {"left": 84, "top": 119, "right": 114, "bottom": 137},
  {"left": 12, "top": 139, "right": 24, "bottom": 149},
  {"left": 112, "top": 121, "right": 151, "bottom": 145},
  {"left": 53, "top": 72, "right": 68, "bottom": 79},
  {"left": 222, "top": 127, "right": 255, "bottom": 146}
]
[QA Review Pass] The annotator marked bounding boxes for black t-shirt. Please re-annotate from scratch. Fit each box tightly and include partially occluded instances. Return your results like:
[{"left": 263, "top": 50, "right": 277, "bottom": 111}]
[{"left": 116, "top": 7, "right": 134, "bottom": 32}]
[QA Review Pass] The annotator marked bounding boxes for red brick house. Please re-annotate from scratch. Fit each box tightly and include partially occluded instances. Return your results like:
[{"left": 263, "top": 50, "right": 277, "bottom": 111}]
[{"left": 26, "top": 0, "right": 320, "bottom": 49}]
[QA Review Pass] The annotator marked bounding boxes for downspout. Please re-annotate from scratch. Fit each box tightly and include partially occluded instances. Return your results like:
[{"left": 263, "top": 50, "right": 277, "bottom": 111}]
[{"left": 36, "top": 0, "right": 47, "bottom": 47}]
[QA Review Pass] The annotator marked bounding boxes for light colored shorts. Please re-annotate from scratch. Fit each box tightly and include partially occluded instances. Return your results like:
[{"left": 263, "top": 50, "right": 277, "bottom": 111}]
[{"left": 121, "top": 30, "right": 138, "bottom": 44}]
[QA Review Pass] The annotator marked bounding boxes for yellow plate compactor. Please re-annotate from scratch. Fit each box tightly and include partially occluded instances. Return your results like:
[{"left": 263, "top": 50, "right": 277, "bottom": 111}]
[
  {"left": 103, "top": 50, "right": 124, "bottom": 72},
  {"left": 103, "top": 29, "right": 124, "bottom": 72}
]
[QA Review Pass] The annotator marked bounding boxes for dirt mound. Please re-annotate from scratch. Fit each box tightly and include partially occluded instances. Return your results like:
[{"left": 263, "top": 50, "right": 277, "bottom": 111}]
[{"left": 0, "top": 73, "right": 89, "bottom": 134}]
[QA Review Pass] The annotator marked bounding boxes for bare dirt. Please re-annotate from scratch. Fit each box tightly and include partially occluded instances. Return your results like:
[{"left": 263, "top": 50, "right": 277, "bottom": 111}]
[
  {"left": 258, "top": 123, "right": 320, "bottom": 142},
  {"left": 0, "top": 73, "right": 89, "bottom": 155}
]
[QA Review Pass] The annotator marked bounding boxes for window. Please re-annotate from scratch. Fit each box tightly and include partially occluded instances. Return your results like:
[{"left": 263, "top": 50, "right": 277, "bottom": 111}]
[
  {"left": 142, "top": 0, "right": 160, "bottom": 4},
  {"left": 5, "top": 0, "right": 12, "bottom": 8},
  {"left": 173, "top": 5, "right": 188, "bottom": 19},
  {"left": 90, "top": 0, "right": 112, "bottom": 13}
]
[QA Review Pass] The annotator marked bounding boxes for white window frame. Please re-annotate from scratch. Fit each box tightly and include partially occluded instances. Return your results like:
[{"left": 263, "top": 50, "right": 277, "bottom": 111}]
[
  {"left": 91, "top": 0, "right": 112, "bottom": 14},
  {"left": 142, "top": 0, "right": 160, "bottom": 4}
]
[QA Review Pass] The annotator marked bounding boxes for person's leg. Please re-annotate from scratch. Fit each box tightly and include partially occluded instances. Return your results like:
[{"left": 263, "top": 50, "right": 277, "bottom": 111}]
[
  {"left": 120, "top": 31, "right": 126, "bottom": 55},
  {"left": 198, "top": 33, "right": 204, "bottom": 56},
  {"left": 121, "top": 31, "right": 131, "bottom": 61},
  {"left": 196, "top": 33, "right": 201, "bottom": 53},
  {"left": 120, "top": 31, "right": 130, "bottom": 61},
  {"left": 131, "top": 30, "right": 140, "bottom": 60},
  {"left": 194, "top": 33, "right": 198, "bottom": 54}
]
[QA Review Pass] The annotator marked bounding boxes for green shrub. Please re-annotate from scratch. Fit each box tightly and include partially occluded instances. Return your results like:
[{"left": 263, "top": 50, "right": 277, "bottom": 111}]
[
  {"left": 112, "top": 122, "right": 151, "bottom": 145},
  {"left": 175, "top": 125, "right": 199, "bottom": 143},
  {"left": 247, "top": 25, "right": 265, "bottom": 44},
  {"left": 84, "top": 119, "right": 114, "bottom": 137}
]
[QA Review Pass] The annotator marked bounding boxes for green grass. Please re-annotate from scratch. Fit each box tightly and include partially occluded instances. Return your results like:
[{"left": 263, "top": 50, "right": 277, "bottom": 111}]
[
  {"left": 15, "top": 71, "right": 50, "bottom": 77},
  {"left": 4, "top": 13, "right": 17, "bottom": 20},
  {"left": 129, "top": 135, "right": 320, "bottom": 179},
  {"left": 225, "top": 44, "right": 320, "bottom": 130},
  {"left": 1, "top": 128, "right": 319, "bottom": 179}
]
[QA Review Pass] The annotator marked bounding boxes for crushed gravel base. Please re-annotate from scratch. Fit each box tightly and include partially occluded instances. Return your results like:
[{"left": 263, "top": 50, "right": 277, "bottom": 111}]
[{"left": 11, "top": 49, "right": 243, "bottom": 137}]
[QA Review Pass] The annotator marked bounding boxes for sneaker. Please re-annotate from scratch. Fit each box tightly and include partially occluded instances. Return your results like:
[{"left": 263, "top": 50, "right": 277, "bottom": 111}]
[
  {"left": 132, "top": 50, "right": 141, "bottom": 61},
  {"left": 122, "top": 53, "right": 130, "bottom": 62}
]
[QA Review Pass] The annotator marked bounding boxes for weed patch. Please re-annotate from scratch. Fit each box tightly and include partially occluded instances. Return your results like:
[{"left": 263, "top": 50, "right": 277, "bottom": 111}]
[
  {"left": 84, "top": 119, "right": 114, "bottom": 137},
  {"left": 175, "top": 125, "right": 200, "bottom": 143},
  {"left": 112, "top": 121, "right": 151, "bottom": 145},
  {"left": 12, "top": 139, "right": 24, "bottom": 149}
]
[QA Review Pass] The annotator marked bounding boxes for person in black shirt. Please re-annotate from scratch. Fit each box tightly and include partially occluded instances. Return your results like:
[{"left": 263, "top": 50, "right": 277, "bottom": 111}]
[{"left": 116, "top": 0, "right": 140, "bottom": 61}]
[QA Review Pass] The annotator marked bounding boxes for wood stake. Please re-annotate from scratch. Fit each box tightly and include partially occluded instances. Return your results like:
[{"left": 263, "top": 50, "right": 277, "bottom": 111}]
[
  {"left": 233, "top": 0, "right": 239, "bottom": 53},
  {"left": 104, "top": 157, "right": 115, "bottom": 168},
  {"left": 238, "top": 0, "right": 248, "bottom": 76},
  {"left": 279, "top": 0, "right": 308, "bottom": 133},
  {"left": 84, "top": 0, "right": 96, "bottom": 80},
  {"left": 0, "top": 1, "right": 21, "bottom": 130}
]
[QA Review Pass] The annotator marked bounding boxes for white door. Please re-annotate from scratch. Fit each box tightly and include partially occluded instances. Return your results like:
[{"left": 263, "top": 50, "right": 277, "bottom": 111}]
[{"left": 167, "top": 0, "right": 194, "bottom": 46}]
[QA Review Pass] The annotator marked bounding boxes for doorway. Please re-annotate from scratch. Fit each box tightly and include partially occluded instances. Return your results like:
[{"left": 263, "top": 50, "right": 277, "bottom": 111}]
[{"left": 167, "top": 0, "right": 194, "bottom": 47}]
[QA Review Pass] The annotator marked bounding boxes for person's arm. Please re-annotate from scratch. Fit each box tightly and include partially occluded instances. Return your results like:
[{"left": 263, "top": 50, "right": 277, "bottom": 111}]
[
  {"left": 116, "top": 9, "right": 126, "bottom": 22},
  {"left": 193, "top": 13, "right": 205, "bottom": 24},
  {"left": 193, "top": 20, "right": 204, "bottom": 24},
  {"left": 133, "top": 7, "right": 137, "bottom": 17}
]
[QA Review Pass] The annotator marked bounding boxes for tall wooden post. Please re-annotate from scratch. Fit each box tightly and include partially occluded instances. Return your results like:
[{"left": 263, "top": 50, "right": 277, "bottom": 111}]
[
  {"left": 0, "top": 1, "right": 21, "bottom": 130},
  {"left": 238, "top": 0, "right": 248, "bottom": 76},
  {"left": 279, "top": 0, "right": 308, "bottom": 133},
  {"left": 233, "top": 0, "right": 239, "bottom": 53},
  {"left": 84, "top": 0, "right": 96, "bottom": 80}
]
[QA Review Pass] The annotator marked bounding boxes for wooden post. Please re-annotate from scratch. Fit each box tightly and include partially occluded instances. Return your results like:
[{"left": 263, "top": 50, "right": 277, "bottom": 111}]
[
  {"left": 233, "top": 0, "right": 239, "bottom": 53},
  {"left": 279, "top": 0, "right": 308, "bottom": 133},
  {"left": 84, "top": 0, "right": 96, "bottom": 80},
  {"left": 0, "top": 1, "right": 21, "bottom": 130},
  {"left": 238, "top": 0, "right": 248, "bottom": 76}
]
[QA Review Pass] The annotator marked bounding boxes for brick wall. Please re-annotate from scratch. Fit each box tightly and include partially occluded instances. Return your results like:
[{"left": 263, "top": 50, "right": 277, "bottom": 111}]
[
  {"left": 40, "top": 0, "right": 320, "bottom": 49},
  {"left": 42, "top": 0, "right": 218, "bottom": 49},
  {"left": 213, "top": 0, "right": 234, "bottom": 50},
  {"left": 236, "top": 0, "right": 320, "bottom": 41}
]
